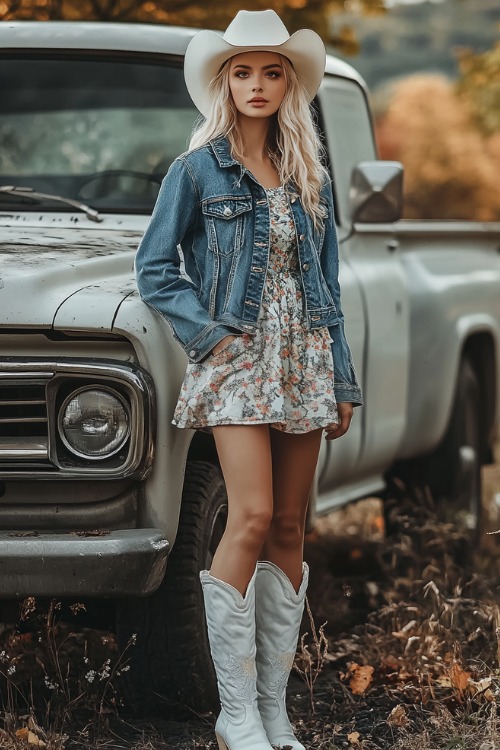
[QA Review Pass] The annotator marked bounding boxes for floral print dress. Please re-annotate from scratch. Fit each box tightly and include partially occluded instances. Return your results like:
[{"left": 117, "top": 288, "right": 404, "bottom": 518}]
[{"left": 172, "top": 185, "right": 338, "bottom": 434}]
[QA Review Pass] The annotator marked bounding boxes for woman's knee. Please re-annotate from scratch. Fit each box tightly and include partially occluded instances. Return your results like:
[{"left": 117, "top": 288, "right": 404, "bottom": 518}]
[
  {"left": 268, "top": 510, "right": 305, "bottom": 549},
  {"left": 229, "top": 504, "right": 273, "bottom": 550}
]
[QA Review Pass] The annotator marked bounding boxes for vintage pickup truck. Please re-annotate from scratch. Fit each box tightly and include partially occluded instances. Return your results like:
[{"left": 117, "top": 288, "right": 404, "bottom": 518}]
[{"left": 0, "top": 21, "right": 499, "bottom": 710}]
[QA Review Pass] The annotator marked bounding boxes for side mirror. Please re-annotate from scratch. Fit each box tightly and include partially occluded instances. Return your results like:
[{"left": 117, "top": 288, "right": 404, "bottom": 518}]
[{"left": 349, "top": 161, "right": 404, "bottom": 223}]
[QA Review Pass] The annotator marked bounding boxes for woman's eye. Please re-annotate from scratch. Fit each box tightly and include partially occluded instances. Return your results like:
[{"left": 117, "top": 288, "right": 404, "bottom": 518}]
[{"left": 267, "top": 71, "right": 280, "bottom": 78}]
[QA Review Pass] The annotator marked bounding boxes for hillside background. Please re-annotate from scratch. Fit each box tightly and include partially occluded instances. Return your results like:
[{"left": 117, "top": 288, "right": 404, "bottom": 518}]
[
  {"left": 329, "top": 0, "right": 500, "bottom": 220},
  {"left": 331, "top": 0, "right": 500, "bottom": 90}
]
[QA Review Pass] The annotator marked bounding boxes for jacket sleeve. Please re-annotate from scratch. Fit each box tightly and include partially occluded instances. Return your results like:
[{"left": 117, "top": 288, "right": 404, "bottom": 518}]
[
  {"left": 320, "top": 179, "right": 363, "bottom": 406},
  {"left": 134, "top": 157, "right": 237, "bottom": 362}
]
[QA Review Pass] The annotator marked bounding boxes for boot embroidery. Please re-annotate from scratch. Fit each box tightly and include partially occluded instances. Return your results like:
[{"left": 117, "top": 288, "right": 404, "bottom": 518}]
[
  {"left": 265, "top": 652, "right": 295, "bottom": 697},
  {"left": 226, "top": 654, "right": 257, "bottom": 702}
]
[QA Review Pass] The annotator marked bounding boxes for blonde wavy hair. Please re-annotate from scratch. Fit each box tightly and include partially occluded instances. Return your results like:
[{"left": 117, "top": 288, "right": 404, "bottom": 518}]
[{"left": 188, "top": 55, "right": 329, "bottom": 229}]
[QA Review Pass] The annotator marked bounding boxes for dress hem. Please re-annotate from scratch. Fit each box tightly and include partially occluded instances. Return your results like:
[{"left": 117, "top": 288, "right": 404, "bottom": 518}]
[{"left": 171, "top": 417, "right": 339, "bottom": 435}]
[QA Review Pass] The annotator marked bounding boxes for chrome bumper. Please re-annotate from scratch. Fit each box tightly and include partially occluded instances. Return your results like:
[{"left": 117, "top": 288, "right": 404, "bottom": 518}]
[{"left": 0, "top": 529, "right": 169, "bottom": 597}]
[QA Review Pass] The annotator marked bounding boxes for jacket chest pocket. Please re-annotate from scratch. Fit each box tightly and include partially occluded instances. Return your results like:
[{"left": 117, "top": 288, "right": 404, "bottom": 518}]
[{"left": 202, "top": 196, "right": 252, "bottom": 257}]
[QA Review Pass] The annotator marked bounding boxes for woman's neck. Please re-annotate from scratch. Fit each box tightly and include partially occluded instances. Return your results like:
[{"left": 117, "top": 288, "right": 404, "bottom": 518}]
[
  {"left": 234, "top": 117, "right": 281, "bottom": 189},
  {"left": 237, "top": 116, "right": 271, "bottom": 163}
]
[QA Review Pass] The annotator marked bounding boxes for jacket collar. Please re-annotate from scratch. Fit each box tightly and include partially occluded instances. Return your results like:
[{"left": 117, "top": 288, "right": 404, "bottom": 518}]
[
  {"left": 208, "top": 134, "right": 299, "bottom": 195},
  {"left": 210, "top": 135, "right": 240, "bottom": 168}
]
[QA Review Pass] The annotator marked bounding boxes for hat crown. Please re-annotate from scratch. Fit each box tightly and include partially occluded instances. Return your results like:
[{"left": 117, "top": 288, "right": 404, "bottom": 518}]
[{"left": 223, "top": 10, "right": 290, "bottom": 47}]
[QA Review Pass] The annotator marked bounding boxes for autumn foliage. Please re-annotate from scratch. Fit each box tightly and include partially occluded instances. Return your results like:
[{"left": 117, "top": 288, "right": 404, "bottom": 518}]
[
  {"left": 375, "top": 74, "right": 500, "bottom": 221},
  {"left": 0, "top": 0, "right": 385, "bottom": 43}
]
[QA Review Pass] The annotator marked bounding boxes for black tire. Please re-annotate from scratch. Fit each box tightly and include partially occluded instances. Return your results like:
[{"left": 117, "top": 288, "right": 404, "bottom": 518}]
[
  {"left": 116, "top": 460, "right": 227, "bottom": 715},
  {"left": 430, "top": 358, "right": 483, "bottom": 537},
  {"left": 388, "top": 358, "right": 483, "bottom": 539}
]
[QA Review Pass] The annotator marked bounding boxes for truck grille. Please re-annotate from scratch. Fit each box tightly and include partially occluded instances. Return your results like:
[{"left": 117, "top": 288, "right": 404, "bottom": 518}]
[
  {"left": 0, "top": 374, "right": 50, "bottom": 464},
  {"left": 0, "top": 359, "right": 154, "bottom": 479}
]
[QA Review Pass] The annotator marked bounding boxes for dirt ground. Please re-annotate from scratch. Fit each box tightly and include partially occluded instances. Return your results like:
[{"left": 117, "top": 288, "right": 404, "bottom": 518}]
[
  {"left": 2, "top": 446, "right": 500, "bottom": 749},
  {"left": 107, "top": 444, "right": 500, "bottom": 750}
]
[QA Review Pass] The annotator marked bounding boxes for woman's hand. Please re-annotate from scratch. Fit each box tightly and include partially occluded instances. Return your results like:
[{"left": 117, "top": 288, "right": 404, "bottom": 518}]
[
  {"left": 324, "top": 402, "right": 354, "bottom": 440},
  {"left": 212, "top": 335, "right": 237, "bottom": 356}
]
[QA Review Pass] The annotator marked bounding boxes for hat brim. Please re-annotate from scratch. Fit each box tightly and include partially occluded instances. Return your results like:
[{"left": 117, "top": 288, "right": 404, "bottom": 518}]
[{"left": 184, "top": 28, "right": 326, "bottom": 117}]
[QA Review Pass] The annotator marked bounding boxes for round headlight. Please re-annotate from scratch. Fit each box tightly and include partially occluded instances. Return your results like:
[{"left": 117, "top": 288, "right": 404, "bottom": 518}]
[{"left": 58, "top": 387, "right": 130, "bottom": 459}]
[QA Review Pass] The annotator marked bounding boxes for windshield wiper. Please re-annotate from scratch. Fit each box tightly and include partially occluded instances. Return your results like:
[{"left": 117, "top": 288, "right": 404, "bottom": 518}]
[{"left": 0, "top": 185, "right": 102, "bottom": 223}]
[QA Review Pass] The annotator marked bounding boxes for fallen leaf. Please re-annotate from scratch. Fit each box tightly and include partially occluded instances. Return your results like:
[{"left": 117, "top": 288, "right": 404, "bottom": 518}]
[
  {"left": 469, "top": 677, "right": 494, "bottom": 701},
  {"left": 448, "top": 662, "right": 471, "bottom": 692},
  {"left": 436, "top": 675, "right": 452, "bottom": 688},
  {"left": 347, "top": 731, "right": 361, "bottom": 744},
  {"left": 15, "top": 728, "right": 46, "bottom": 747},
  {"left": 387, "top": 704, "right": 409, "bottom": 727},
  {"left": 345, "top": 662, "right": 374, "bottom": 694}
]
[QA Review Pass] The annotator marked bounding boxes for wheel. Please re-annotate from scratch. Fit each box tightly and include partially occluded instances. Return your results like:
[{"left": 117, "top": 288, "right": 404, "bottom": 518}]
[
  {"left": 430, "top": 358, "right": 483, "bottom": 538},
  {"left": 116, "top": 460, "right": 227, "bottom": 715},
  {"left": 431, "top": 357, "right": 483, "bottom": 536},
  {"left": 388, "top": 358, "right": 483, "bottom": 539}
]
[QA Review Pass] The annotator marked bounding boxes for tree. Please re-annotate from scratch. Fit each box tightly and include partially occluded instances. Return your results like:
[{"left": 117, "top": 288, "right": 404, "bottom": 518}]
[
  {"left": 0, "top": 0, "right": 385, "bottom": 48},
  {"left": 375, "top": 74, "right": 500, "bottom": 221},
  {"left": 456, "top": 35, "right": 500, "bottom": 135}
]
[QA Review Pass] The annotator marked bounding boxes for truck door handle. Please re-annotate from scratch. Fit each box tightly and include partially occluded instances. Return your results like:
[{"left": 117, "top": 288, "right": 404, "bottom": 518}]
[{"left": 387, "top": 240, "right": 399, "bottom": 252}]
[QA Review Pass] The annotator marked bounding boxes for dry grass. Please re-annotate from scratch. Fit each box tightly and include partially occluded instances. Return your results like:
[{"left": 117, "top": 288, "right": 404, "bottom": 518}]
[{"left": 1, "top": 446, "right": 500, "bottom": 749}]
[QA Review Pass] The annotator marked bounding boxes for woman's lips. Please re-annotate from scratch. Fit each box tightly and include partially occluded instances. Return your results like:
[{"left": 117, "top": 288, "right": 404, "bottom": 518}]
[{"left": 248, "top": 99, "right": 268, "bottom": 107}]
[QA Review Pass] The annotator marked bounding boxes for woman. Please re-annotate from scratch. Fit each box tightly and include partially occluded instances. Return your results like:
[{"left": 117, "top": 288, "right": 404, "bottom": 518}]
[{"left": 135, "top": 9, "right": 362, "bottom": 750}]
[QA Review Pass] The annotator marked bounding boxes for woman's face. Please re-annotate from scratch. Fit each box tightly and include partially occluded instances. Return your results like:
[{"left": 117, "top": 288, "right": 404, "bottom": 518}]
[{"left": 228, "top": 51, "right": 287, "bottom": 119}]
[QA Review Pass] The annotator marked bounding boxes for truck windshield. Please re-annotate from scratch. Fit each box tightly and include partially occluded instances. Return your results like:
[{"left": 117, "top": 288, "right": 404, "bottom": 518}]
[{"left": 0, "top": 55, "right": 199, "bottom": 214}]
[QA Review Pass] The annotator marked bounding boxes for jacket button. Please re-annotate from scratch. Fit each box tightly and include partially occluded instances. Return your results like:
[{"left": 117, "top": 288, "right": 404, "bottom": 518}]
[
  {"left": 302, "top": 262, "right": 310, "bottom": 271},
  {"left": 223, "top": 206, "right": 232, "bottom": 216},
  {"left": 299, "top": 233, "right": 305, "bottom": 241},
  {"left": 189, "top": 349, "right": 196, "bottom": 357}
]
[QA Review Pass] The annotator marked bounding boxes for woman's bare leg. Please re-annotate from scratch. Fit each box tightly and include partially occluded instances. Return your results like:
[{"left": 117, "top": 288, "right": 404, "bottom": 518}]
[
  {"left": 261, "top": 427, "right": 323, "bottom": 591},
  {"left": 211, "top": 424, "right": 274, "bottom": 595}
]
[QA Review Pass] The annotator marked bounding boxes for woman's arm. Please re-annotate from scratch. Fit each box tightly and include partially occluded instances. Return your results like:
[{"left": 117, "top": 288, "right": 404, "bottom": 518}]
[{"left": 135, "top": 157, "right": 237, "bottom": 362}]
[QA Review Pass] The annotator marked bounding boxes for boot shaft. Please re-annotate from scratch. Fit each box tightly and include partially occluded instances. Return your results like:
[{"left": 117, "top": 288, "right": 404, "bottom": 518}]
[{"left": 200, "top": 569, "right": 274, "bottom": 750}]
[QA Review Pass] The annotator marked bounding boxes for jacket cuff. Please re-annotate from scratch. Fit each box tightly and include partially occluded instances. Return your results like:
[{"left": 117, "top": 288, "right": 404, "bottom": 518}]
[
  {"left": 183, "top": 324, "right": 237, "bottom": 363},
  {"left": 334, "top": 382, "right": 363, "bottom": 407}
]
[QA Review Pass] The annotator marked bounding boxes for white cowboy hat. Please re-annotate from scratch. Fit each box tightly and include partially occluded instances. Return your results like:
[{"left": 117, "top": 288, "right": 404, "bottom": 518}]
[{"left": 184, "top": 9, "right": 326, "bottom": 116}]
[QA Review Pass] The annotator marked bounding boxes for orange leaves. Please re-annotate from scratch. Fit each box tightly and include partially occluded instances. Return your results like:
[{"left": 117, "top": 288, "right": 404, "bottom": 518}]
[
  {"left": 448, "top": 662, "right": 471, "bottom": 693},
  {"left": 375, "top": 73, "right": 500, "bottom": 221},
  {"left": 436, "top": 662, "right": 495, "bottom": 702},
  {"left": 387, "top": 704, "right": 409, "bottom": 728},
  {"left": 15, "top": 728, "right": 46, "bottom": 747},
  {"left": 347, "top": 730, "right": 361, "bottom": 744},
  {"left": 341, "top": 661, "right": 374, "bottom": 695}
]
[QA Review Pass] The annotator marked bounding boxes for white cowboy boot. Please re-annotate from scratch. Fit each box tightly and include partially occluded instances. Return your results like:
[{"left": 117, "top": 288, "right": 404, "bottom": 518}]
[
  {"left": 255, "top": 561, "right": 309, "bottom": 750},
  {"left": 200, "top": 568, "right": 274, "bottom": 750}
]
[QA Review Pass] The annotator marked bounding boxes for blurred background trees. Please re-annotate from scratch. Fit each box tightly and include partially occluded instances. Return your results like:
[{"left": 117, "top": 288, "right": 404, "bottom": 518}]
[
  {"left": 375, "top": 74, "right": 500, "bottom": 220},
  {"left": 1, "top": 0, "right": 499, "bottom": 221},
  {"left": 0, "top": 0, "right": 384, "bottom": 46},
  {"left": 343, "top": 0, "right": 500, "bottom": 220}
]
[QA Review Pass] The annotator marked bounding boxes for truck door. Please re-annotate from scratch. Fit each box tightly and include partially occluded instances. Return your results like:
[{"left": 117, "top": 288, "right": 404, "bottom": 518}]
[{"left": 315, "top": 75, "right": 409, "bottom": 511}]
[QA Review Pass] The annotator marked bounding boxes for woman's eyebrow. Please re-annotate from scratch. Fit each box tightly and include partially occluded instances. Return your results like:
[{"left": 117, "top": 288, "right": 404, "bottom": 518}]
[{"left": 232, "top": 63, "right": 283, "bottom": 70}]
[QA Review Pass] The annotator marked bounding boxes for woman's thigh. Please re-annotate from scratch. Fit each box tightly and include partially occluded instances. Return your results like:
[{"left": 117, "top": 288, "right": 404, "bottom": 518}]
[
  {"left": 212, "top": 424, "right": 274, "bottom": 522},
  {"left": 269, "top": 427, "right": 323, "bottom": 521}
]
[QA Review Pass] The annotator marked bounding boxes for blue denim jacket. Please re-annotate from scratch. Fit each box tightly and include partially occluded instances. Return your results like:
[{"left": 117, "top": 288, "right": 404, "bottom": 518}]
[{"left": 135, "top": 135, "right": 362, "bottom": 405}]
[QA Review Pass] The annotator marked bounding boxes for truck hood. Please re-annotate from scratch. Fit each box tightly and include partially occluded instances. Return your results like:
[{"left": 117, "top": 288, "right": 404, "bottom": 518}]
[{"left": 0, "top": 225, "right": 143, "bottom": 331}]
